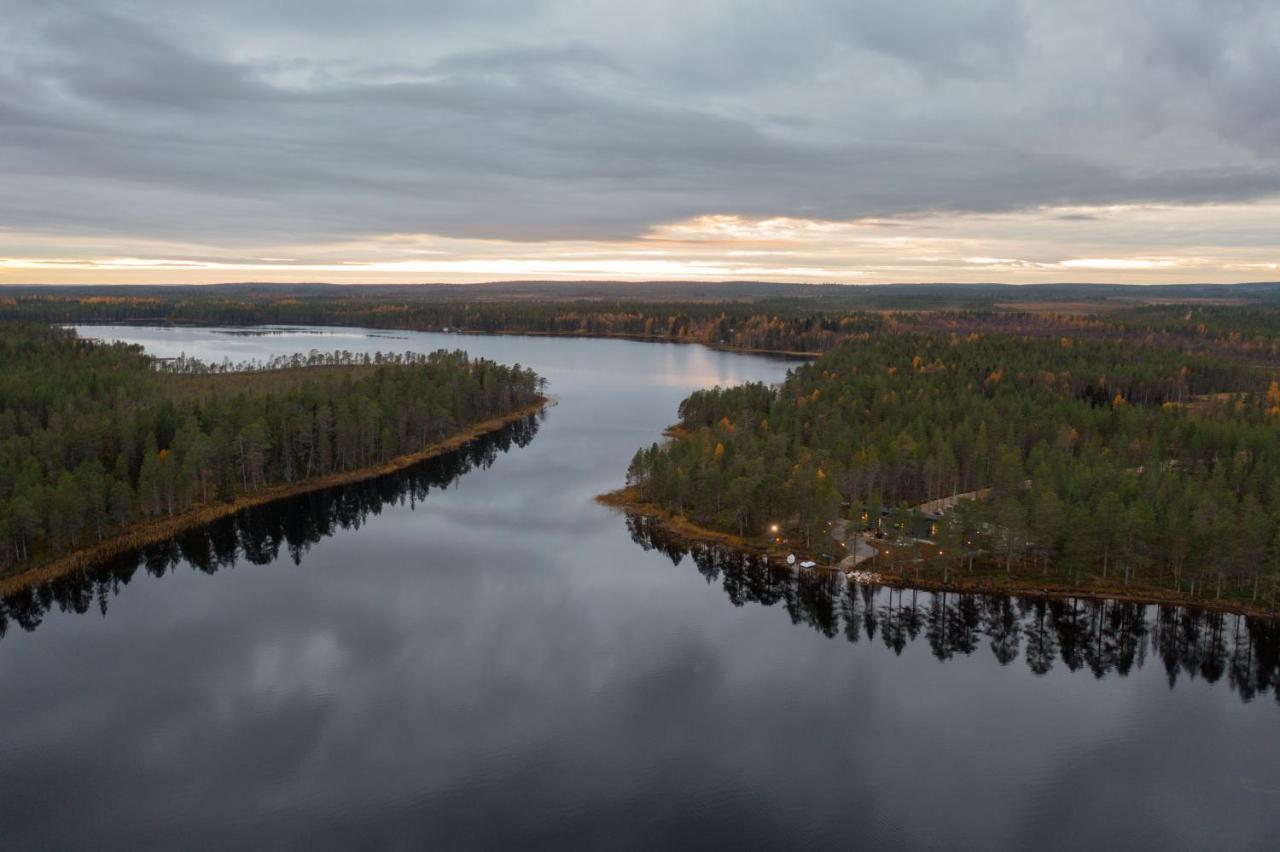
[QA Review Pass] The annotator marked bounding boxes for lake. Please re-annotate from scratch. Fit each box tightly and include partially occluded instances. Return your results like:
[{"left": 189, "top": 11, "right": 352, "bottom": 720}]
[{"left": 1, "top": 325, "right": 1277, "bottom": 850}]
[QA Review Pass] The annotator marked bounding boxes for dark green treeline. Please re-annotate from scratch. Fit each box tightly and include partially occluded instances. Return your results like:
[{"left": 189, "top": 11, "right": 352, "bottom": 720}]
[
  {"left": 0, "top": 324, "right": 542, "bottom": 574},
  {"left": 627, "top": 333, "right": 1280, "bottom": 604},
  {"left": 0, "top": 412, "right": 540, "bottom": 638},
  {"left": 10, "top": 287, "right": 1280, "bottom": 362}
]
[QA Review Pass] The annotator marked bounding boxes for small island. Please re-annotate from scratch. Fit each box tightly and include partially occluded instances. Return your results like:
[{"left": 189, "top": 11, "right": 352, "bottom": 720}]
[
  {"left": 0, "top": 323, "right": 545, "bottom": 593},
  {"left": 606, "top": 332, "right": 1280, "bottom": 617}
]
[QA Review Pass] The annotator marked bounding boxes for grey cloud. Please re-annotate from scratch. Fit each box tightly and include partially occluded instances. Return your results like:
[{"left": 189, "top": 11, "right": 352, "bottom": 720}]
[
  {"left": 0, "top": 0, "right": 1278, "bottom": 245},
  {"left": 428, "top": 44, "right": 625, "bottom": 79}
]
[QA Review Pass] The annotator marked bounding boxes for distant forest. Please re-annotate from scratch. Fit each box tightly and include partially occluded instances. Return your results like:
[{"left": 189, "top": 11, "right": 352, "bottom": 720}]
[
  {"left": 6, "top": 282, "right": 1280, "bottom": 360},
  {"left": 625, "top": 334, "right": 1280, "bottom": 608},
  {"left": 0, "top": 324, "right": 542, "bottom": 576}
]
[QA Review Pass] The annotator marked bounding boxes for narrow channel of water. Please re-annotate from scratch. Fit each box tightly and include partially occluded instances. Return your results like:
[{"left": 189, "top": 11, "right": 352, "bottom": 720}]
[{"left": 0, "top": 325, "right": 1275, "bottom": 850}]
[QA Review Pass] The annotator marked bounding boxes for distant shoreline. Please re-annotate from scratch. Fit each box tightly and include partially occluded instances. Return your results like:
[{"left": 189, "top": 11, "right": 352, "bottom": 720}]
[
  {"left": 0, "top": 397, "right": 550, "bottom": 599},
  {"left": 597, "top": 487, "right": 1280, "bottom": 620},
  {"left": 69, "top": 319, "right": 824, "bottom": 360}
]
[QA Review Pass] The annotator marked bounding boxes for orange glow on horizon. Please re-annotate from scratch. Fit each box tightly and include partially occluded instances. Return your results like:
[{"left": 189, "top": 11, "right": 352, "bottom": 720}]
[{"left": 2, "top": 203, "right": 1277, "bottom": 285}]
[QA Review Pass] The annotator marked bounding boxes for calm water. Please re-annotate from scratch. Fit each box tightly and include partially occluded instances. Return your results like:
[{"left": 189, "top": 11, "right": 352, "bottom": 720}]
[{"left": 1, "top": 325, "right": 1278, "bottom": 850}]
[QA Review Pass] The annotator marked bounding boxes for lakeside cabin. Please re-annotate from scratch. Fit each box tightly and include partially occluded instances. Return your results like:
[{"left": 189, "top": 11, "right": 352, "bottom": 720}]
[{"left": 855, "top": 506, "right": 941, "bottom": 540}]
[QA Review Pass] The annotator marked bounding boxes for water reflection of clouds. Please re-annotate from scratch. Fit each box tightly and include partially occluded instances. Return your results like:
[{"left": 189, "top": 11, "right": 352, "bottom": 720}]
[
  {"left": 2, "top": 326, "right": 1273, "bottom": 850},
  {"left": 246, "top": 632, "right": 350, "bottom": 703}
]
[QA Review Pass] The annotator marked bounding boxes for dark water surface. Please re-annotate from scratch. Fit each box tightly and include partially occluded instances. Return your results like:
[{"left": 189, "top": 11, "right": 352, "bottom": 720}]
[{"left": 2, "top": 325, "right": 1278, "bottom": 850}]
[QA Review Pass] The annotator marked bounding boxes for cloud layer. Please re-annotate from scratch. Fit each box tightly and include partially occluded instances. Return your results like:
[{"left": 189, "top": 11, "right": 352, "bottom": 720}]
[{"left": 1, "top": 0, "right": 1278, "bottom": 281}]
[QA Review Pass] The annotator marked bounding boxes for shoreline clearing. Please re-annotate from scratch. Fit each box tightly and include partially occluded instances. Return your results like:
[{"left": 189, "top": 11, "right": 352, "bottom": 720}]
[{"left": 597, "top": 487, "right": 1280, "bottom": 620}]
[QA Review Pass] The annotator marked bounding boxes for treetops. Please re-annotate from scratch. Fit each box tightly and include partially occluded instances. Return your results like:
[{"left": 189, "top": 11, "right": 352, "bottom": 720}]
[
  {"left": 627, "top": 333, "right": 1280, "bottom": 605},
  {"left": 0, "top": 323, "right": 543, "bottom": 575}
]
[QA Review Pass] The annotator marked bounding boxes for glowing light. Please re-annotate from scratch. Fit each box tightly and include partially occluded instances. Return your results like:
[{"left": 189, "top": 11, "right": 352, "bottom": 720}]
[
  {"left": 4, "top": 200, "right": 1279, "bottom": 284},
  {"left": 1058, "top": 258, "right": 1179, "bottom": 270}
]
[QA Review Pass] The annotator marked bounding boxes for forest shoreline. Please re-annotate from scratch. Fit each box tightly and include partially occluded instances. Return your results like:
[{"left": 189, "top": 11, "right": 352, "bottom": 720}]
[
  {"left": 70, "top": 320, "right": 825, "bottom": 360},
  {"left": 597, "top": 487, "right": 1280, "bottom": 620},
  {"left": 477, "top": 328, "right": 823, "bottom": 359},
  {"left": 0, "top": 397, "right": 549, "bottom": 599}
]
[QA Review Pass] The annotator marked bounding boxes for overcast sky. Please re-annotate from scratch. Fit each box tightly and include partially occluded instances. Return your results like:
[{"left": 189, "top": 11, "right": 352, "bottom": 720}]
[{"left": 2, "top": 0, "right": 1278, "bottom": 284}]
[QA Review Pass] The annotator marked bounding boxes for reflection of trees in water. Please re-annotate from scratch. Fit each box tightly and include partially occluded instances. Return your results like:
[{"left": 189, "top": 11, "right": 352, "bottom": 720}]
[
  {"left": 625, "top": 514, "right": 1280, "bottom": 705},
  {"left": 0, "top": 415, "right": 540, "bottom": 640}
]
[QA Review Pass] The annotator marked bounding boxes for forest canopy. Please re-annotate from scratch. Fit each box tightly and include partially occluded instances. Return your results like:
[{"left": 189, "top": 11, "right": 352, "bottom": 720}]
[
  {"left": 0, "top": 323, "right": 542, "bottom": 575},
  {"left": 624, "top": 333, "right": 1280, "bottom": 607}
]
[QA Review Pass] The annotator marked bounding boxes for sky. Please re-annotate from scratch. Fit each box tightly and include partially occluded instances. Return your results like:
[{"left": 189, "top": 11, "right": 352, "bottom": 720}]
[{"left": 1, "top": 0, "right": 1278, "bottom": 285}]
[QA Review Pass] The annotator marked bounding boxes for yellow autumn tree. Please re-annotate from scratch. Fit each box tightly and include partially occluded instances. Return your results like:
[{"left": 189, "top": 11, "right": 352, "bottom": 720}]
[{"left": 1266, "top": 380, "right": 1280, "bottom": 419}]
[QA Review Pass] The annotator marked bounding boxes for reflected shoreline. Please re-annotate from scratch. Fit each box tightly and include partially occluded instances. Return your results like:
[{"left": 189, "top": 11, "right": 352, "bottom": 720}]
[
  {"left": 0, "top": 399, "right": 548, "bottom": 601},
  {"left": 624, "top": 512, "right": 1280, "bottom": 704},
  {"left": 603, "top": 491, "right": 1280, "bottom": 620},
  {"left": 0, "top": 412, "right": 542, "bottom": 641}
]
